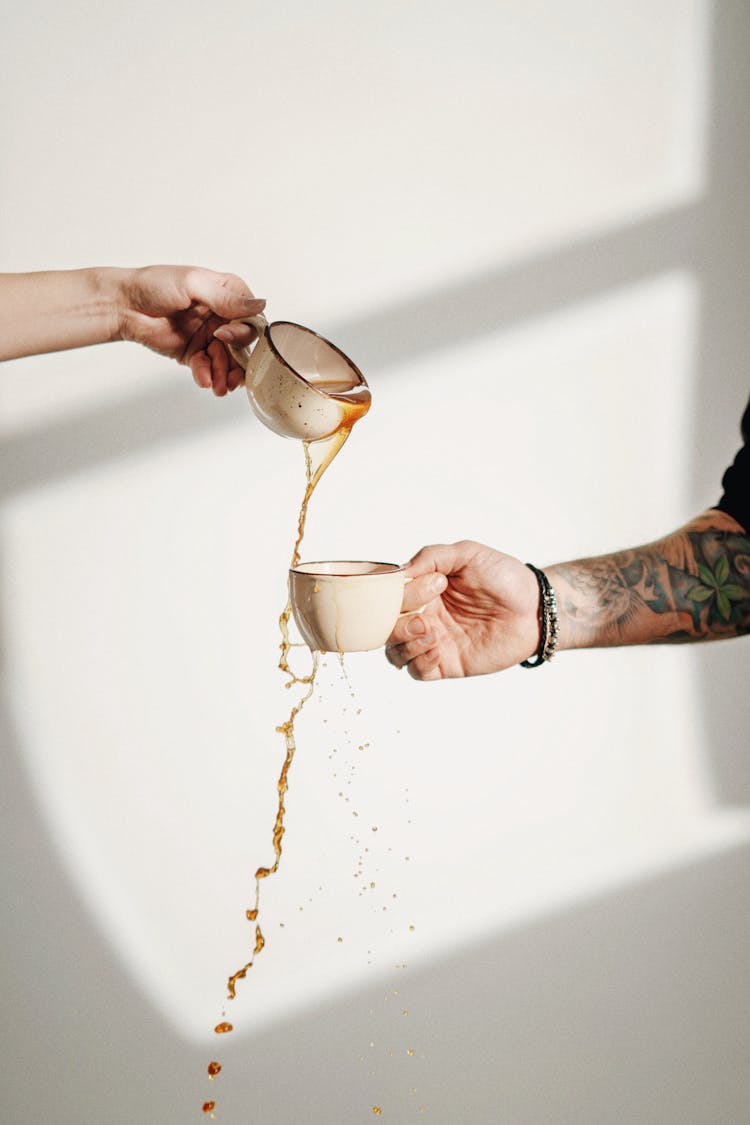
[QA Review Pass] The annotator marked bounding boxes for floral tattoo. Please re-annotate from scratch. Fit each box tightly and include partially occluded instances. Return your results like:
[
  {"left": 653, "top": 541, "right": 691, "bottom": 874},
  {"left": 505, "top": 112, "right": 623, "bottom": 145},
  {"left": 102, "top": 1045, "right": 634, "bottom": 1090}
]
[{"left": 552, "top": 519, "right": 750, "bottom": 646}]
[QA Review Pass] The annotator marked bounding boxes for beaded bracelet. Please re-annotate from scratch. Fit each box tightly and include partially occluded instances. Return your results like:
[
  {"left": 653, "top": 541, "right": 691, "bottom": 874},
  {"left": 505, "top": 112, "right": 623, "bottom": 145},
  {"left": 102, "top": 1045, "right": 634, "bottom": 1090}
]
[{"left": 520, "top": 563, "right": 559, "bottom": 668}]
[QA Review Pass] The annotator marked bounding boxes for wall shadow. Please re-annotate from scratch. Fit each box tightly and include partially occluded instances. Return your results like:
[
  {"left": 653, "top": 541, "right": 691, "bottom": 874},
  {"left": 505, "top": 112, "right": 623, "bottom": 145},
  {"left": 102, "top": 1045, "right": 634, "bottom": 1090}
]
[
  {"left": 232, "top": 838, "right": 750, "bottom": 1125},
  {"left": 0, "top": 691, "right": 200, "bottom": 1124},
  {"left": 0, "top": 378, "right": 246, "bottom": 500}
]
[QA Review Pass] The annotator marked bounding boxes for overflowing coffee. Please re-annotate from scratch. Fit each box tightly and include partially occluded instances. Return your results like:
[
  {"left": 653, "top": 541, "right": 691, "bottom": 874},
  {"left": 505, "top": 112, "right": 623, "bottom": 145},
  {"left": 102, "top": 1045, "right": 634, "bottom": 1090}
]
[{"left": 204, "top": 312, "right": 378, "bottom": 1117}]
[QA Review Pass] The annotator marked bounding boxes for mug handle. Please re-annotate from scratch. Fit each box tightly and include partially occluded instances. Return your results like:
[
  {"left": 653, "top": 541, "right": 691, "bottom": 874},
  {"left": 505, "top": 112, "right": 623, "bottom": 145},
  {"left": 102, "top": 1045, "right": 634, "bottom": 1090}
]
[{"left": 226, "top": 313, "right": 268, "bottom": 371}]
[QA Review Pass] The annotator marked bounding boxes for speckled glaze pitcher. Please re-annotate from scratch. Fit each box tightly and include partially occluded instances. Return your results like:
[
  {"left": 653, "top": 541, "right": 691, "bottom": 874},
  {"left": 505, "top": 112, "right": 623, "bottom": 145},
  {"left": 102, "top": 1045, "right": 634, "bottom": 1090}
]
[{"left": 228, "top": 315, "right": 370, "bottom": 441}]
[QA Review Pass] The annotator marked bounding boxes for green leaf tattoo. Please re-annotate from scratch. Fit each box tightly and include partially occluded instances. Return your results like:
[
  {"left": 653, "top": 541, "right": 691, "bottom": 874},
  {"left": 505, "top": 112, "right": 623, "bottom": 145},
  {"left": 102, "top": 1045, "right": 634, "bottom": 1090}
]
[
  {"left": 686, "top": 551, "right": 748, "bottom": 626},
  {"left": 687, "top": 584, "right": 714, "bottom": 603}
]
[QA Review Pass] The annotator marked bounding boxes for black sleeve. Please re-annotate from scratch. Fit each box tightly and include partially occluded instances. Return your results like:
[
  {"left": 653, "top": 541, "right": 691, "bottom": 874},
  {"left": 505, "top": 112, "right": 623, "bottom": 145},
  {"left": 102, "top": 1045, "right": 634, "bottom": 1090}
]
[{"left": 716, "top": 395, "right": 750, "bottom": 532}]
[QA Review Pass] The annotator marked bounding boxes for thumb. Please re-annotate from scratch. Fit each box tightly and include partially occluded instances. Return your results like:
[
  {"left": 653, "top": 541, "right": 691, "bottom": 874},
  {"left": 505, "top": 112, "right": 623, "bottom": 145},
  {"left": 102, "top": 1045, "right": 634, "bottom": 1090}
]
[{"left": 186, "top": 268, "right": 266, "bottom": 321}]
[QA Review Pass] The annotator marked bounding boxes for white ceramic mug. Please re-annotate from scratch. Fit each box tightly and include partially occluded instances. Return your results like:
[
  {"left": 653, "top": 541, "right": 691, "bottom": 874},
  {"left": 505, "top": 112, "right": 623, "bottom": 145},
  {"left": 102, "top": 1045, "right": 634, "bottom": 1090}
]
[
  {"left": 289, "top": 561, "right": 406, "bottom": 653},
  {"left": 228, "top": 315, "right": 370, "bottom": 441}
]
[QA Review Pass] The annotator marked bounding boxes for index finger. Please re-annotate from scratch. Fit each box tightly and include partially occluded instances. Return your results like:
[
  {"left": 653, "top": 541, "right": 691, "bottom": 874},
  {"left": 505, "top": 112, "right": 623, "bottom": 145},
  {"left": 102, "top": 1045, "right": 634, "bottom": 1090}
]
[
  {"left": 185, "top": 268, "right": 265, "bottom": 321},
  {"left": 404, "top": 541, "right": 481, "bottom": 579}
]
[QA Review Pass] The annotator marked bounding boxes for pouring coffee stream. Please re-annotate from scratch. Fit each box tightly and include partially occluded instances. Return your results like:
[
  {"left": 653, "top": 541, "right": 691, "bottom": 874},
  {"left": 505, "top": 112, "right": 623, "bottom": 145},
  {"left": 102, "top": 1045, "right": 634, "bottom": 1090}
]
[{"left": 203, "top": 314, "right": 372, "bottom": 1115}]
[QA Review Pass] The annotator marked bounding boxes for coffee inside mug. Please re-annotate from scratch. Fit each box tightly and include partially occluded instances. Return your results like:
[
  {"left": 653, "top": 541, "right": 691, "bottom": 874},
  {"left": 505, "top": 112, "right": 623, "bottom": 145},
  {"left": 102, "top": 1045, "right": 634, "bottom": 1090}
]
[{"left": 293, "top": 562, "right": 400, "bottom": 577}]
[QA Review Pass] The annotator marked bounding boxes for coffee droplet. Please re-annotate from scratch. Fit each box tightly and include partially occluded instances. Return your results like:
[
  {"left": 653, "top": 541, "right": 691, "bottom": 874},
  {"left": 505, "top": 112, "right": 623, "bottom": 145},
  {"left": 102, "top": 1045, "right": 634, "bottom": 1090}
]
[
  {"left": 214, "top": 1022, "right": 233, "bottom": 1034},
  {"left": 207, "top": 1061, "right": 222, "bottom": 1079},
  {"left": 407, "top": 1048, "right": 415, "bottom": 1056},
  {"left": 246, "top": 909, "right": 258, "bottom": 921},
  {"left": 372, "top": 1109, "right": 382, "bottom": 1117},
  {"left": 203, "top": 1102, "right": 216, "bottom": 1114}
]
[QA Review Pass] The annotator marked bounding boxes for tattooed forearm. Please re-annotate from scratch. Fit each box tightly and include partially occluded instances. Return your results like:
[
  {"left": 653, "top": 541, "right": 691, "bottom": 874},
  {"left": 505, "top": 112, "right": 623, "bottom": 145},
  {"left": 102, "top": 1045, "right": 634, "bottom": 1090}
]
[{"left": 546, "top": 510, "right": 750, "bottom": 650}]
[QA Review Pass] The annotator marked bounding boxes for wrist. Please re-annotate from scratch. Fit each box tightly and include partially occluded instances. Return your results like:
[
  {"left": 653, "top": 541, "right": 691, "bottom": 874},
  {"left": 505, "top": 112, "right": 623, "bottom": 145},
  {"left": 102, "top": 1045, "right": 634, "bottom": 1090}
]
[
  {"left": 91, "top": 266, "right": 133, "bottom": 343},
  {"left": 518, "top": 561, "right": 544, "bottom": 660}
]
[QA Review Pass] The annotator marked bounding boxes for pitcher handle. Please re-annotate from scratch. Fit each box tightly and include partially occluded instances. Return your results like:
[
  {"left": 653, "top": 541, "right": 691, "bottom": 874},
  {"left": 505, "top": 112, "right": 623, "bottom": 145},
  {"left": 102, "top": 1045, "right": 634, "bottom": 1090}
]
[{"left": 226, "top": 314, "right": 269, "bottom": 372}]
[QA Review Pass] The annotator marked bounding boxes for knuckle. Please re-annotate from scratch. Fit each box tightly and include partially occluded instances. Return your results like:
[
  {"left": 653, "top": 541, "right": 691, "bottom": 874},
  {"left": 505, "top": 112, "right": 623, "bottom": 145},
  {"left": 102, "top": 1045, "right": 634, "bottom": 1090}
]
[{"left": 220, "top": 271, "right": 250, "bottom": 296}]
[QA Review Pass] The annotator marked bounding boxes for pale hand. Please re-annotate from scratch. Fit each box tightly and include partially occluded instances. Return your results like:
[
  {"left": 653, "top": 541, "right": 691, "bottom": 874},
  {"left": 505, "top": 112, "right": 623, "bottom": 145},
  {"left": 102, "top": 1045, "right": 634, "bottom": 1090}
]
[
  {"left": 385, "top": 541, "right": 541, "bottom": 681},
  {"left": 119, "top": 265, "right": 265, "bottom": 396}
]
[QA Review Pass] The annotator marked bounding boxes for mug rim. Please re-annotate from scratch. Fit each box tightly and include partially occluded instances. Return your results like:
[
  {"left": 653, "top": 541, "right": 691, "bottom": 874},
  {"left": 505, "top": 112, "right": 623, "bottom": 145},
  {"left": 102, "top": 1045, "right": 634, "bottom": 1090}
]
[
  {"left": 266, "top": 321, "right": 369, "bottom": 395},
  {"left": 290, "top": 560, "right": 403, "bottom": 577}
]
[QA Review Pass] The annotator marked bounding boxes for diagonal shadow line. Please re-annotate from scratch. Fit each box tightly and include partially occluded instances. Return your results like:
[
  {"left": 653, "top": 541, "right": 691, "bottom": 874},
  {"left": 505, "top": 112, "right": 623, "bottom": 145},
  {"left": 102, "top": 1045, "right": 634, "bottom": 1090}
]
[
  {"left": 328, "top": 199, "right": 705, "bottom": 369},
  {"left": 0, "top": 200, "right": 705, "bottom": 501},
  {"left": 0, "top": 378, "right": 246, "bottom": 502}
]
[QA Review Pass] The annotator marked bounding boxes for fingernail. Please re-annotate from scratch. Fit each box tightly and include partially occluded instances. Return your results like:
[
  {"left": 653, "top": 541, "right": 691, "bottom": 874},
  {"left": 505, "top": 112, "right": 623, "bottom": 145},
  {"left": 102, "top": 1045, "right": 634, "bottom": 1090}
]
[
  {"left": 213, "top": 327, "right": 233, "bottom": 341},
  {"left": 407, "top": 617, "right": 426, "bottom": 637},
  {"left": 240, "top": 295, "right": 265, "bottom": 307},
  {"left": 430, "top": 574, "right": 448, "bottom": 594}
]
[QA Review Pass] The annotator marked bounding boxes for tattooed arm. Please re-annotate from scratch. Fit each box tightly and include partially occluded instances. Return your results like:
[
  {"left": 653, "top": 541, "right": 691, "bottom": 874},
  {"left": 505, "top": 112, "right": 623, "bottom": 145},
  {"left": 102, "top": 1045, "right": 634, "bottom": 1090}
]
[
  {"left": 547, "top": 509, "right": 750, "bottom": 649},
  {"left": 385, "top": 510, "right": 750, "bottom": 681}
]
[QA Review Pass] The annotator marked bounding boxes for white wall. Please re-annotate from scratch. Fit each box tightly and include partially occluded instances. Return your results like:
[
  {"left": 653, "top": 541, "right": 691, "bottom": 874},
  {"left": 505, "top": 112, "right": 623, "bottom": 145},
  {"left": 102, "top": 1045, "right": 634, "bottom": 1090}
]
[{"left": 2, "top": 2, "right": 749, "bottom": 1123}]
